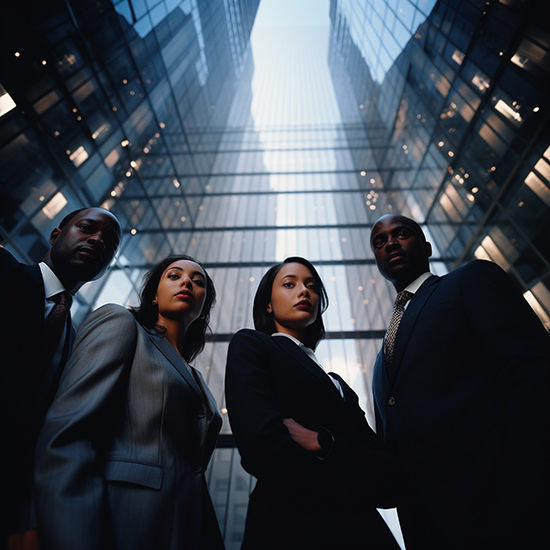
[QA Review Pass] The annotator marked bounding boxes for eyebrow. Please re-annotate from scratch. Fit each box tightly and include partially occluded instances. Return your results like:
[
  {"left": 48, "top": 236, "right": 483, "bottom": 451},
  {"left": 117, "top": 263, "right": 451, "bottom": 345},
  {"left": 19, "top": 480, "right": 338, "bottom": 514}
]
[
  {"left": 167, "top": 266, "right": 205, "bottom": 278},
  {"left": 77, "top": 218, "right": 121, "bottom": 236},
  {"left": 372, "top": 225, "right": 410, "bottom": 239},
  {"left": 281, "top": 274, "right": 316, "bottom": 282}
]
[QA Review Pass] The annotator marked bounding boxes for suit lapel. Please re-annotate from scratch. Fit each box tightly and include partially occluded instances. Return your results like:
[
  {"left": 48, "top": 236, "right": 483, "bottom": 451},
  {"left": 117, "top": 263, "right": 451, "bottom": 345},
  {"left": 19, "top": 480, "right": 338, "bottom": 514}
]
[
  {"left": 388, "top": 275, "right": 440, "bottom": 384},
  {"left": 271, "top": 336, "right": 345, "bottom": 402},
  {"left": 146, "top": 330, "right": 206, "bottom": 402}
]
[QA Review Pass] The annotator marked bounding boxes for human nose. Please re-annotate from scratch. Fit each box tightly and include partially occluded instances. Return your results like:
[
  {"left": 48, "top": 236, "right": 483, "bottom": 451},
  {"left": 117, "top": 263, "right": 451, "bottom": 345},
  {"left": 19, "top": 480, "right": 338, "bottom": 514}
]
[
  {"left": 87, "top": 231, "right": 106, "bottom": 250},
  {"left": 180, "top": 275, "right": 193, "bottom": 288},
  {"left": 298, "top": 285, "right": 310, "bottom": 297},
  {"left": 385, "top": 234, "right": 400, "bottom": 250}
]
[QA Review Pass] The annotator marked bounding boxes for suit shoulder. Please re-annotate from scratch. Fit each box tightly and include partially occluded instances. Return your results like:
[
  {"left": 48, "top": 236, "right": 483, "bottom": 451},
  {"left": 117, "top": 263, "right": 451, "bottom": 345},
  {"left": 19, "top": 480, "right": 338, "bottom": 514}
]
[
  {"left": 443, "top": 259, "right": 506, "bottom": 286},
  {"left": 83, "top": 303, "right": 137, "bottom": 331},
  {"left": 230, "top": 328, "right": 269, "bottom": 342},
  {"left": 0, "top": 247, "right": 23, "bottom": 279},
  {"left": 228, "top": 328, "right": 272, "bottom": 353},
  {"left": 463, "top": 259, "right": 505, "bottom": 276},
  {"left": 0, "top": 246, "right": 17, "bottom": 265}
]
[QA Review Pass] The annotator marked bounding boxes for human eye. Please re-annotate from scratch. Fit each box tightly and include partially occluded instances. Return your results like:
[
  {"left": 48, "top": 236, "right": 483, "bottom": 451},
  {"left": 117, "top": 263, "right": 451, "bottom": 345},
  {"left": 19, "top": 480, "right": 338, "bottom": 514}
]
[
  {"left": 193, "top": 278, "right": 205, "bottom": 287},
  {"left": 372, "top": 237, "right": 384, "bottom": 249},
  {"left": 306, "top": 282, "right": 318, "bottom": 291},
  {"left": 282, "top": 281, "right": 294, "bottom": 288},
  {"left": 78, "top": 223, "right": 92, "bottom": 232},
  {"left": 167, "top": 271, "right": 180, "bottom": 280}
]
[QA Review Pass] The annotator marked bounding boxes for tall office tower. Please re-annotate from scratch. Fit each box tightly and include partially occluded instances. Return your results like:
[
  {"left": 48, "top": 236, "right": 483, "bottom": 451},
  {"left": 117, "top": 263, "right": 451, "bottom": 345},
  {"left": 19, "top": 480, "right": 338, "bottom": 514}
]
[
  {"left": 1, "top": 0, "right": 260, "bottom": 327},
  {"left": 329, "top": 0, "right": 550, "bottom": 328},
  {"left": 1, "top": 0, "right": 549, "bottom": 547}
]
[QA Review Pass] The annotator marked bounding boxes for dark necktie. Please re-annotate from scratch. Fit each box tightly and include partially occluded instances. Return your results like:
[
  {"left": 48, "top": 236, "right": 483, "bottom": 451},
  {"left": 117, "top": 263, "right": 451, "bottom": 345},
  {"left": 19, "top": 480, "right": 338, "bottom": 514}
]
[
  {"left": 384, "top": 290, "right": 413, "bottom": 369},
  {"left": 31, "top": 291, "right": 73, "bottom": 443},
  {"left": 43, "top": 290, "right": 73, "bottom": 368}
]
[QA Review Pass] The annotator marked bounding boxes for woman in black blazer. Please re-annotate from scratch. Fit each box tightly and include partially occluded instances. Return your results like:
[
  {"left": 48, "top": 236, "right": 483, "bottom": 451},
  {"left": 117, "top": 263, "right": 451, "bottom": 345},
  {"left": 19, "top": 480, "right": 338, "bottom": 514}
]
[
  {"left": 34, "top": 255, "right": 224, "bottom": 550},
  {"left": 225, "top": 257, "right": 400, "bottom": 550}
]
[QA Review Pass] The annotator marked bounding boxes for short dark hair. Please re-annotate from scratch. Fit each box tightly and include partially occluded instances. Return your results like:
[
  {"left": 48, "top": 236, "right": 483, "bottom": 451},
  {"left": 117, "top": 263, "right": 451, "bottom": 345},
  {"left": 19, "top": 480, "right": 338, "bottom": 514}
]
[
  {"left": 253, "top": 257, "right": 328, "bottom": 350},
  {"left": 131, "top": 255, "right": 216, "bottom": 362}
]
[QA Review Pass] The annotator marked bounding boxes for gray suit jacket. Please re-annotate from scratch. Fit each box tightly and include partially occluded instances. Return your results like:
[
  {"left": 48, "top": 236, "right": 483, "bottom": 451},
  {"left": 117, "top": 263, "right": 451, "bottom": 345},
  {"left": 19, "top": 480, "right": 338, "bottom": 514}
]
[{"left": 34, "top": 304, "right": 224, "bottom": 550}]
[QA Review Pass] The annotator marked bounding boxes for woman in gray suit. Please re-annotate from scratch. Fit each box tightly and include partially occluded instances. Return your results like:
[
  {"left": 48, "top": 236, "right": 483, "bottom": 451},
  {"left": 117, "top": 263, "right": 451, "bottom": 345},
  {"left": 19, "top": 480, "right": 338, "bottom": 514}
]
[{"left": 34, "top": 255, "right": 224, "bottom": 550}]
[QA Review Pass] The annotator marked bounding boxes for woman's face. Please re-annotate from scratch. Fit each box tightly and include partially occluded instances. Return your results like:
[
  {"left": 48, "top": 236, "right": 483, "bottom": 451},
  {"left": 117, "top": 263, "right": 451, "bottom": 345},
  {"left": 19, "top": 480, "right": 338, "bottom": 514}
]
[
  {"left": 267, "top": 262, "right": 320, "bottom": 339},
  {"left": 155, "top": 259, "right": 207, "bottom": 328}
]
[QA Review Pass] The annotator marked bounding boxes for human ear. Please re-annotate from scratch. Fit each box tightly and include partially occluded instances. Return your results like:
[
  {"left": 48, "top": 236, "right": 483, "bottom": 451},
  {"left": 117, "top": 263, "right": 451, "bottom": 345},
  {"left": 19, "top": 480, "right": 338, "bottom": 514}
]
[
  {"left": 266, "top": 302, "right": 272, "bottom": 314},
  {"left": 49, "top": 227, "right": 62, "bottom": 246},
  {"left": 425, "top": 241, "right": 433, "bottom": 258}
]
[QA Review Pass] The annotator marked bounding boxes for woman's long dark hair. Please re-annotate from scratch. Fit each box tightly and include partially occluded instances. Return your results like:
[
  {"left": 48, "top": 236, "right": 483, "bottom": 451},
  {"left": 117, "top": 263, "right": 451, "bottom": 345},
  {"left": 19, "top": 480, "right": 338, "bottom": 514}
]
[
  {"left": 253, "top": 257, "right": 328, "bottom": 350},
  {"left": 131, "top": 255, "right": 216, "bottom": 362}
]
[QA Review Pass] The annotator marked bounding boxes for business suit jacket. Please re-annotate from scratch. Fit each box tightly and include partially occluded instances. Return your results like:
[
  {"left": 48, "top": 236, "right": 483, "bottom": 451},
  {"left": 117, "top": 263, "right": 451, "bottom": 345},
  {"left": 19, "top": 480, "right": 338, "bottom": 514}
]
[
  {"left": 225, "top": 329, "right": 400, "bottom": 550},
  {"left": 0, "top": 247, "right": 75, "bottom": 539},
  {"left": 373, "top": 260, "right": 550, "bottom": 550},
  {"left": 34, "top": 304, "right": 224, "bottom": 550}
]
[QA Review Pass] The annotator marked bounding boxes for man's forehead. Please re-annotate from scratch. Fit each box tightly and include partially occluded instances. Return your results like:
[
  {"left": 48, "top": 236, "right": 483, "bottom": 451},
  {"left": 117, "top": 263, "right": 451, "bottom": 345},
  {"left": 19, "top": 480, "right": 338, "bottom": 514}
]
[
  {"left": 372, "top": 216, "right": 406, "bottom": 233},
  {"left": 72, "top": 209, "right": 121, "bottom": 232}
]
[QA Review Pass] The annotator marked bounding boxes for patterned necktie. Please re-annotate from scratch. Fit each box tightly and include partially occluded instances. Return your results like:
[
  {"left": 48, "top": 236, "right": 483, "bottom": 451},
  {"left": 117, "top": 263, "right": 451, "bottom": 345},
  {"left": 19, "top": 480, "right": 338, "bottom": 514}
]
[
  {"left": 384, "top": 290, "right": 413, "bottom": 369},
  {"left": 43, "top": 290, "right": 73, "bottom": 366}
]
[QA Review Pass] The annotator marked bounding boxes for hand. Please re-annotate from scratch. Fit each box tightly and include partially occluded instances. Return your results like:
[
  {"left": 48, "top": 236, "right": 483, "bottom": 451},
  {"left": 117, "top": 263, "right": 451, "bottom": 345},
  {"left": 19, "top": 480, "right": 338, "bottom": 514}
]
[
  {"left": 283, "top": 418, "right": 321, "bottom": 452},
  {"left": 7, "top": 530, "right": 39, "bottom": 550}
]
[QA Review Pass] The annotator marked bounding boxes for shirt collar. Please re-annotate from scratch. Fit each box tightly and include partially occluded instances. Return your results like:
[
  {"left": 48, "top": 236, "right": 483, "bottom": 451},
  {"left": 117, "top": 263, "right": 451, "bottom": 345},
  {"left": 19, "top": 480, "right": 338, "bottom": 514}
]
[
  {"left": 38, "top": 261, "right": 71, "bottom": 299},
  {"left": 272, "top": 332, "right": 308, "bottom": 348},
  {"left": 404, "top": 271, "right": 433, "bottom": 295}
]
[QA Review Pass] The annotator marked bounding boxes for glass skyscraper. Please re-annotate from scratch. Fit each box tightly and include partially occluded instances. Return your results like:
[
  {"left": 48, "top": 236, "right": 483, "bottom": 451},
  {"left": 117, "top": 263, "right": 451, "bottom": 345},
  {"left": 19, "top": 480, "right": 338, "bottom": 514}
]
[{"left": 1, "top": 0, "right": 549, "bottom": 546}]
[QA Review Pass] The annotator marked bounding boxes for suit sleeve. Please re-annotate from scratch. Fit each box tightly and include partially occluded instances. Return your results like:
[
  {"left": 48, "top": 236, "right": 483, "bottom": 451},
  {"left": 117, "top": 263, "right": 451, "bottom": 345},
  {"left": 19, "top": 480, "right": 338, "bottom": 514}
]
[
  {"left": 463, "top": 261, "right": 550, "bottom": 543},
  {"left": 33, "top": 304, "right": 138, "bottom": 550},
  {"left": 225, "top": 330, "right": 398, "bottom": 505},
  {"left": 225, "top": 330, "right": 316, "bottom": 480}
]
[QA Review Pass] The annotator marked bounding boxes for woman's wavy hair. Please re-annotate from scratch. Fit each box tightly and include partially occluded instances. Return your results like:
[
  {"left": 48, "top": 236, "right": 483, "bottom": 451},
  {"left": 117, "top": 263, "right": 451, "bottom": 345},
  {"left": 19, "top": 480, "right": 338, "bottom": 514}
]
[
  {"left": 253, "top": 257, "right": 328, "bottom": 350},
  {"left": 131, "top": 255, "right": 216, "bottom": 362}
]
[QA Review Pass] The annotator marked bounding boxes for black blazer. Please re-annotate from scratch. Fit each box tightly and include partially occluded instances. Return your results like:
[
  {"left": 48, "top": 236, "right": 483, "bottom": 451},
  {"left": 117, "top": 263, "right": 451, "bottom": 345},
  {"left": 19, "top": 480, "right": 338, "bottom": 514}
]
[
  {"left": 373, "top": 260, "right": 550, "bottom": 550},
  {"left": 0, "top": 247, "right": 75, "bottom": 538},
  {"left": 225, "top": 329, "right": 400, "bottom": 550}
]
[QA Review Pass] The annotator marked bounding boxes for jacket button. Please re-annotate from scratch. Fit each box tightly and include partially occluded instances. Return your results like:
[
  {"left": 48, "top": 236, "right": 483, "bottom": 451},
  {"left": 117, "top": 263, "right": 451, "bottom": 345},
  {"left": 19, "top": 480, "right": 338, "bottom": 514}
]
[
  {"left": 194, "top": 466, "right": 202, "bottom": 474},
  {"left": 388, "top": 397, "right": 396, "bottom": 406}
]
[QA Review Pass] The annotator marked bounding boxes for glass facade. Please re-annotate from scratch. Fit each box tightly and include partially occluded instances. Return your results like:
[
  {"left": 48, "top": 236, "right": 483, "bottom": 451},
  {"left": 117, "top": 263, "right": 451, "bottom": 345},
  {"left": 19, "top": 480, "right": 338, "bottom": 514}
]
[{"left": 1, "top": 0, "right": 549, "bottom": 546}]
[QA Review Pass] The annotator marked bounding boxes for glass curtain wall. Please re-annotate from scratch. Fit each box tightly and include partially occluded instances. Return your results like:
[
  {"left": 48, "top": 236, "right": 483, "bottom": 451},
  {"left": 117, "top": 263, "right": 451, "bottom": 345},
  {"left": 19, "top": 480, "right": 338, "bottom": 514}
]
[
  {"left": 2, "top": 0, "right": 550, "bottom": 546},
  {"left": 329, "top": 0, "right": 550, "bottom": 328}
]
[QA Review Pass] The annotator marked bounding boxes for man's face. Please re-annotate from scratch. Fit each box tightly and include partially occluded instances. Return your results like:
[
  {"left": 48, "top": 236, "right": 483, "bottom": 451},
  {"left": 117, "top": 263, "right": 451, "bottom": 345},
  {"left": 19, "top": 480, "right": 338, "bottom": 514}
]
[
  {"left": 370, "top": 215, "right": 432, "bottom": 291},
  {"left": 48, "top": 208, "right": 122, "bottom": 290}
]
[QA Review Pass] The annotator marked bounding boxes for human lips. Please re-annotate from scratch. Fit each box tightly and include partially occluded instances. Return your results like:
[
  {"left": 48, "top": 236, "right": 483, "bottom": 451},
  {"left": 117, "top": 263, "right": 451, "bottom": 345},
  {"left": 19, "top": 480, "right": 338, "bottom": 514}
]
[
  {"left": 294, "top": 300, "right": 313, "bottom": 309},
  {"left": 174, "top": 290, "right": 194, "bottom": 301},
  {"left": 77, "top": 246, "right": 101, "bottom": 261},
  {"left": 386, "top": 251, "right": 406, "bottom": 265}
]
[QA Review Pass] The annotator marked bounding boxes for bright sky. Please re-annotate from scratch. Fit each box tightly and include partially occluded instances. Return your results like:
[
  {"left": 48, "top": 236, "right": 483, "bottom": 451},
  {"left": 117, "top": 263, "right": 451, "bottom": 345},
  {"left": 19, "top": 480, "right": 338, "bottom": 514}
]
[{"left": 253, "top": 0, "right": 330, "bottom": 29}]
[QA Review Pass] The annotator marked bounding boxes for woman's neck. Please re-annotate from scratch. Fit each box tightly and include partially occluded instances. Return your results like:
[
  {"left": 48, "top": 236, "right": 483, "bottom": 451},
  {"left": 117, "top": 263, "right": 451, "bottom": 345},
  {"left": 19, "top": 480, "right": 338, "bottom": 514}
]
[{"left": 156, "top": 315, "right": 186, "bottom": 353}]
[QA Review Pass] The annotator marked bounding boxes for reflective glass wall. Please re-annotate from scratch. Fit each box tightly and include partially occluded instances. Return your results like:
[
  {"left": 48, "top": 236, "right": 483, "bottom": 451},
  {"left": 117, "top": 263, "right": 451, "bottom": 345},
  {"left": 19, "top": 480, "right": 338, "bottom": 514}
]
[
  {"left": 2, "top": 0, "right": 549, "bottom": 547},
  {"left": 330, "top": 0, "right": 550, "bottom": 327}
]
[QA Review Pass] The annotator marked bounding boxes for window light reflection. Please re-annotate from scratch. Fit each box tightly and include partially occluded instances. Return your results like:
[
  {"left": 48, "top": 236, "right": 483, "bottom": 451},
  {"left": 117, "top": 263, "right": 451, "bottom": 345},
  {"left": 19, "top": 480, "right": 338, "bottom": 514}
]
[{"left": 0, "top": 86, "right": 16, "bottom": 118}]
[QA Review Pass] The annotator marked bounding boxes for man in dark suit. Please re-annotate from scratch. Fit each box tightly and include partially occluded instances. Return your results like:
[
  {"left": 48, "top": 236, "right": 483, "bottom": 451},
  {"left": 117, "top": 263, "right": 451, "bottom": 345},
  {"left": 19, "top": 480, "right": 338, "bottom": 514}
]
[
  {"left": 0, "top": 207, "right": 122, "bottom": 548},
  {"left": 370, "top": 213, "right": 550, "bottom": 549}
]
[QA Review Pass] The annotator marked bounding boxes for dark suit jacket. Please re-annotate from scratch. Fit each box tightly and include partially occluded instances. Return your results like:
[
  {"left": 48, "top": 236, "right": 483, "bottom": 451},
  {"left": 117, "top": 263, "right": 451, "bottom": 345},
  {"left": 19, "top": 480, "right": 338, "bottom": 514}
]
[
  {"left": 0, "top": 247, "right": 75, "bottom": 539},
  {"left": 34, "top": 304, "right": 224, "bottom": 550},
  {"left": 225, "top": 329, "right": 400, "bottom": 550},
  {"left": 373, "top": 260, "right": 550, "bottom": 550}
]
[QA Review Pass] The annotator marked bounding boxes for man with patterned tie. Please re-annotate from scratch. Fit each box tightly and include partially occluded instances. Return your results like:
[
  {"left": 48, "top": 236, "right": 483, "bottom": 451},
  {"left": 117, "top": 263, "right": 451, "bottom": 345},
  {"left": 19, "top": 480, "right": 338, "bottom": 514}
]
[
  {"left": 370, "top": 213, "right": 550, "bottom": 550},
  {"left": 0, "top": 207, "right": 122, "bottom": 548}
]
